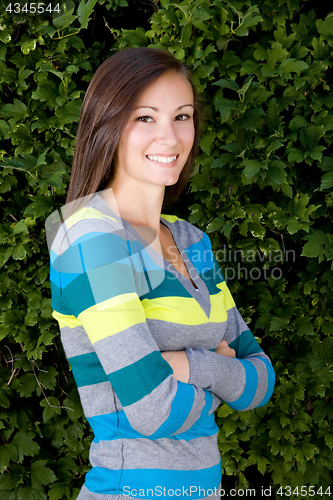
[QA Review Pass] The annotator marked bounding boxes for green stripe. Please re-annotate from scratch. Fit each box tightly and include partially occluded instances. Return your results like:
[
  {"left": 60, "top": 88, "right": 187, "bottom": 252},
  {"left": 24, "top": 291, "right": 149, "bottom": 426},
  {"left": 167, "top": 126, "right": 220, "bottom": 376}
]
[
  {"left": 229, "top": 329, "right": 263, "bottom": 359},
  {"left": 70, "top": 352, "right": 108, "bottom": 387},
  {"left": 108, "top": 351, "right": 173, "bottom": 407}
]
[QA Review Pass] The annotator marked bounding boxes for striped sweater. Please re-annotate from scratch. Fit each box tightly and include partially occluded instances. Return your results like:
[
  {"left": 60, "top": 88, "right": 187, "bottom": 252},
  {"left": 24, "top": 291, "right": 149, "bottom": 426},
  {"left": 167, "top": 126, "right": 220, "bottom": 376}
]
[{"left": 49, "top": 193, "right": 275, "bottom": 500}]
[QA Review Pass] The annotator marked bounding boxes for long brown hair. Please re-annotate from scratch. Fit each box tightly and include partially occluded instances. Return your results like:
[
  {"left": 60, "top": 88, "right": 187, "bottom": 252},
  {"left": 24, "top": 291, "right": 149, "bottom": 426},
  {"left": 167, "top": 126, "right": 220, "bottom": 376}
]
[{"left": 66, "top": 47, "right": 201, "bottom": 206}]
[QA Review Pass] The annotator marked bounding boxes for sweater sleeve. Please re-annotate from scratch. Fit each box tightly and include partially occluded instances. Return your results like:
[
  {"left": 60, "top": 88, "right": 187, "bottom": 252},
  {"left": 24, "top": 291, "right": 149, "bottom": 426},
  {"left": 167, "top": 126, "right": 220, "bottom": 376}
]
[
  {"left": 185, "top": 233, "right": 275, "bottom": 411},
  {"left": 50, "top": 215, "right": 218, "bottom": 438}
]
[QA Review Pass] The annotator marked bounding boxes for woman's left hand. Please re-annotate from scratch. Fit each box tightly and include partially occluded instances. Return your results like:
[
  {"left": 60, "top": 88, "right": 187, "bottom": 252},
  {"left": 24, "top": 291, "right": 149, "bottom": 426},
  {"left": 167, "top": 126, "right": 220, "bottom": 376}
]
[
  {"left": 214, "top": 339, "right": 236, "bottom": 357},
  {"left": 161, "top": 351, "right": 190, "bottom": 383}
]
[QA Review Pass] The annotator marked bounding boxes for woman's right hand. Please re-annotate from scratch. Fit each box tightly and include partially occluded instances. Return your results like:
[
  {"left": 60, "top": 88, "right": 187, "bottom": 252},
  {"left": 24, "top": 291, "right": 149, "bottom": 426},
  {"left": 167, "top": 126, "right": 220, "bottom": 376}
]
[{"left": 214, "top": 339, "right": 236, "bottom": 357}]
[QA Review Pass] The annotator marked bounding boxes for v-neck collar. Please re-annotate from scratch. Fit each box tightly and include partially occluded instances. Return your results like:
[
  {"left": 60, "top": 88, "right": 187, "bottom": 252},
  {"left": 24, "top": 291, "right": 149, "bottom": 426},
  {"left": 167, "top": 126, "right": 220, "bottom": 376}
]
[
  {"left": 159, "top": 217, "right": 211, "bottom": 318},
  {"left": 90, "top": 194, "right": 211, "bottom": 318}
]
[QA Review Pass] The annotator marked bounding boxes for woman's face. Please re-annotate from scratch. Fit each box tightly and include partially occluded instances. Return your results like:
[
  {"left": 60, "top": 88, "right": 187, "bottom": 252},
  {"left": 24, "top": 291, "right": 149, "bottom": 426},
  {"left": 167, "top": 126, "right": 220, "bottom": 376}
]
[{"left": 113, "top": 71, "right": 195, "bottom": 190}]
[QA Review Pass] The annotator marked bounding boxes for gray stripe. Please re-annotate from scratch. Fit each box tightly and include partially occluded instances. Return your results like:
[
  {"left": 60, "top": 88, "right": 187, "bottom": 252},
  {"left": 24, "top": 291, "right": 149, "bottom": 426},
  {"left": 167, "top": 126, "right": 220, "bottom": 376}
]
[
  {"left": 78, "top": 382, "right": 122, "bottom": 418},
  {"left": 147, "top": 319, "right": 227, "bottom": 351},
  {"left": 89, "top": 435, "right": 220, "bottom": 471},
  {"left": 95, "top": 325, "right": 159, "bottom": 373},
  {"left": 124, "top": 377, "right": 175, "bottom": 436},
  {"left": 186, "top": 348, "right": 247, "bottom": 404},
  {"left": 61, "top": 325, "right": 94, "bottom": 358},
  {"left": 52, "top": 217, "right": 122, "bottom": 255},
  {"left": 243, "top": 357, "right": 269, "bottom": 410},
  {"left": 161, "top": 218, "right": 202, "bottom": 250},
  {"left": 224, "top": 306, "right": 249, "bottom": 343},
  {"left": 209, "top": 394, "right": 221, "bottom": 416}
]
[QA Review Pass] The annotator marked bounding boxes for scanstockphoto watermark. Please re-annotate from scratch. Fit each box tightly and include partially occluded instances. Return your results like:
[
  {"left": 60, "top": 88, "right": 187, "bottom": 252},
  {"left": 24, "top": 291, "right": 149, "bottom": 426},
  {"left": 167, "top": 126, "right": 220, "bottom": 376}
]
[{"left": 122, "top": 486, "right": 259, "bottom": 497}]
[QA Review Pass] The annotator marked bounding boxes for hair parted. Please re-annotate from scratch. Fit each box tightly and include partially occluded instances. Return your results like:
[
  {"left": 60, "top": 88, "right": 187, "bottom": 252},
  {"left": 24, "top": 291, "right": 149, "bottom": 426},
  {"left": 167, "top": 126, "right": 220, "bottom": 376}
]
[{"left": 66, "top": 47, "right": 202, "bottom": 206}]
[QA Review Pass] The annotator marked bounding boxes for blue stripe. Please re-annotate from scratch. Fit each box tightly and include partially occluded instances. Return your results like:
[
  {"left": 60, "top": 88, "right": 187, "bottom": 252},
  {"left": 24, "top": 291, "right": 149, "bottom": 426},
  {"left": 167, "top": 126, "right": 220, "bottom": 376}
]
[
  {"left": 88, "top": 409, "right": 218, "bottom": 443},
  {"left": 78, "top": 243, "right": 86, "bottom": 272},
  {"left": 257, "top": 357, "right": 275, "bottom": 407},
  {"left": 149, "top": 382, "right": 194, "bottom": 439},
  {"left": 50, "top": 264, "right": 81, "bottom": 289},
  {"left": 185, "top": 240, "right": 214, "bottom": 274},
  {"left": 85, "top": 463, "right": 222, "bottom": 498},
  {"left": 225, "top": 359, "right": 258, "bottom": 410},
  {"left": 53, "top": 233, "right": 132, "bottom": 275}
]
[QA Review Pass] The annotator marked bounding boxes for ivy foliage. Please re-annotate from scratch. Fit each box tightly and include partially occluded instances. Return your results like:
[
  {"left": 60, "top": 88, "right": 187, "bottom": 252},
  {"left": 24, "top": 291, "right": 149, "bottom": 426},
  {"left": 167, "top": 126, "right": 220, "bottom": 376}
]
[{"left": 0, "top": 0, "right": 332, "bottom": 498}]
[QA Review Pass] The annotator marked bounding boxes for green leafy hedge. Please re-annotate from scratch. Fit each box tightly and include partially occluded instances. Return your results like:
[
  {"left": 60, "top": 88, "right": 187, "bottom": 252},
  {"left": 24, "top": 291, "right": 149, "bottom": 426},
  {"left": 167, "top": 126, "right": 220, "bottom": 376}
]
[{"left": 0, "top": 0, "right": 332, "bottom": 499}]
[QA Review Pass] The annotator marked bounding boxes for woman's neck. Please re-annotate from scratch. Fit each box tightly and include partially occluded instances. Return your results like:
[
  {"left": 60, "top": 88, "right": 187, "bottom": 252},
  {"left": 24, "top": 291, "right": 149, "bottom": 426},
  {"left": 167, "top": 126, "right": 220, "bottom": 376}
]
[{"left": 104, "top": 176, "right": 165, "bottom": 235}]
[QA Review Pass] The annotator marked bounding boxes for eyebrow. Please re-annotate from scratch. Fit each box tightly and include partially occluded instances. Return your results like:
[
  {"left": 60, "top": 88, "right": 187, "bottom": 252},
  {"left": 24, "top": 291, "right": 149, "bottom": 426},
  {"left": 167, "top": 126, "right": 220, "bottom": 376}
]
[{"left": 134, "top": 104, "right": 194, "bottom": 112}]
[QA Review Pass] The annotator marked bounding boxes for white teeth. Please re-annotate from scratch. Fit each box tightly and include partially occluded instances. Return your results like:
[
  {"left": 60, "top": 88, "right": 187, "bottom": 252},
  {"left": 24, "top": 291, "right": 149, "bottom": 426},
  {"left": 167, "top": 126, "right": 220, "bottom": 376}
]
[{"left": 147, "top": 155, "right": 177, "bottom": 163}]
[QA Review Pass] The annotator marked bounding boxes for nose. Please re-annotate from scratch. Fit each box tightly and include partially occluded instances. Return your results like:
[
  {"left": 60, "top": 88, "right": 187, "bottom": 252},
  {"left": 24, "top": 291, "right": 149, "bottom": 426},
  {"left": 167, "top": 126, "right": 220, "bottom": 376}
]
[{"left": 156, "top": 120, "right": 179, "bottom": 148}]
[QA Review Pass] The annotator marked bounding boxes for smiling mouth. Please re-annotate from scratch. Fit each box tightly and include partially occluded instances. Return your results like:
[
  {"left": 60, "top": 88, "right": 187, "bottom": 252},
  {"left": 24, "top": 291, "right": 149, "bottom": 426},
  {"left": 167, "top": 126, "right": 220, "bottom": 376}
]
[{"left": 146, "top": 155, "right": 178, "bottom": 164}]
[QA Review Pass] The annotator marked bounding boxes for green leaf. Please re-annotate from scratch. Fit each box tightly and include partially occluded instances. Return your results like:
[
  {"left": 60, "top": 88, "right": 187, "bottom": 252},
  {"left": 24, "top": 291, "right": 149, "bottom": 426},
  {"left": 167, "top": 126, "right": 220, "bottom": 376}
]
[
  {"left": 78, "top": 0, "right": 99, "bottom": 29},
  {"left": 206, "top": 217, "right": 224, "bottom": 233},
  {"left": 48, "top": 483, "right": 71, "bottom": 500},
  {"left": 21, "top": 39, "right": 37, "bottom": 55},
  {"left": 316, "top": 15, "right": 333, "bottom": 38},
  {"left": 53, "top": 8, "right": 77, "bottom": 30},
  {"left": 191, "top": 7, "right": 212, "bottom": 31},
  {"left": 12, "top": 432, "right": 40, "bottom": 463},
  {"left": 181, "top": 24, "right": 192, "bottom": 47},
  {"left": 242, "top": 160, "right": 262, "bottom": 180},
  {"left": 295, "top": 317, "right": 314, "bottom": 336},
  {"left": 24, "top": 195, "right": 54, "bottom": 218},
  {"left": 13, "top": 219, "right": 28, "bottom": 235},
  {"left": 265, "top": 98, "right": 282, "bottom": 131},
  {"left": 17, "top": 373, "right": 37, "bottom": 398},
  {"left": 320, "top": 171, "right": 333, "bottom": 190},
  {"left": 287, "top": 147, "right": 303, "bottom": 164},
  {"left": 270, "top": 317, "right": 289, "bottom": 330},
  {"left": 301, "top": 231, "right": 327, "bottom": 261},
  {"left": 0, "top": 119, "right": 9, "bottom": 138},
  {"left": 12, "top": 243, "right": 26, "bottom": 260},
  {"left": 55, "top": 100, "right": 82, "bottom": 126},
  {"left": 31, "top": 81, "right": 57, "bottom": 102},
  {"left": 31, "top": 460, "right": 57, "bottom": 491},
  {"left": 0, "top": 99, "right": 28, "bottom": 125},
  {"left": 215, "top": 97, "right": 238, "bottom": 122},
  {"left": 200, "top": 131, "right": 216, "bottom": 156},
  {"left": 299, "top": 126, "right": 323, "bottom": 152},
  {"left": 278, "top": 58, "right": 309, "bottom": 76}
]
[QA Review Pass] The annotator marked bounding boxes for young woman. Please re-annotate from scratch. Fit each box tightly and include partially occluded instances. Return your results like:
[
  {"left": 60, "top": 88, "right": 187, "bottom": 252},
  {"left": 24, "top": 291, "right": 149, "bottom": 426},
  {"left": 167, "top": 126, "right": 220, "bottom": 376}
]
[{"left": 49, "top": 47, "right": 275, "bottom": 500}]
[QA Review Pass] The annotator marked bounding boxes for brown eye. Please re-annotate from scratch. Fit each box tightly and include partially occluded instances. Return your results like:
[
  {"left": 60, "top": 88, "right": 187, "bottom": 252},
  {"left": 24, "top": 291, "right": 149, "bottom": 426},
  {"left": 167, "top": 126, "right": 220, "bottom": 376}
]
[
  {"left": 175, "top": 114, "right": 191, "bottom": 121},
  {"left": 137, "top": 116, "right": 153, "bottom": 123}
]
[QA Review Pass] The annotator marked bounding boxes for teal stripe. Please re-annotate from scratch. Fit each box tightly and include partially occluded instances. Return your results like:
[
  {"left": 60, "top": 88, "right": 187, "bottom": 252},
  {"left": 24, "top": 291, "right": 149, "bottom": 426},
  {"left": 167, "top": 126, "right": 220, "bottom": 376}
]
[
  {"left": 257, "top": 357, "right": 275, "bottom": 407},
  {"left": 200, "top": 267, "right": 224, "bottom": 295},
  {"left": 62, "top": 273, "right": 96, "bottom": 316},
  {"left": 88, "top": 408, "right": 218, "bottom": 443},
  {"left": 225, "top": 359, "right": 258, "bottom": 410},
  {"left": 229, "top": 329, "right": 263, "bottom": 358},
  {"left": 141, "top": 271, "right": 193, "bottom": 300},
  {"left": 70, "top": 352, "right": 108, "bottom": 387},
  {"left": 50, "top": 281, "right": 71, "bottom": 315},
  {"left": 108, "top": 351, "right": 173, "bottom": 407},
  {"left": 85, "top": 463, "right": 221, "bottom": 498}
]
